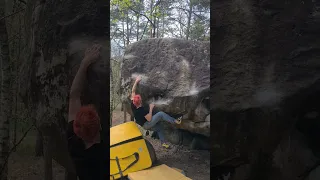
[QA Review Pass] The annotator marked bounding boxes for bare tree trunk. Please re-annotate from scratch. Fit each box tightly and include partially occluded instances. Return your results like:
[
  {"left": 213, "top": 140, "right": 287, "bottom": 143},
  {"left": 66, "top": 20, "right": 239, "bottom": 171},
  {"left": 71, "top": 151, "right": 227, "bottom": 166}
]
[
  {"left": 122, "top": 20, "right": 126, "bottom": 48},
  {"left": 150, "top": 0, "right": 154, "bottom": 38},
  {"left": 43, "top": 136, "right": 52, "bottom": 180},
  {"left": 13, "top": 85, "right": 18, "bottom": 152},
  {"left": 110, "top": 62, "right": 113, "bottom": 127},
  {"left": 152, "top": 8, "right": 156, "bottom": 38},
  {"left": 64, "top": 171, "right": 77, "bottom": 180},
  {"left": 186, "top": 0, "right": 193, "bottom": 40},
  {"left": 136, "top": 14, "right": 140, "bottom": 41},
  {"left": 178, "top": 9, "right": 184, "bottom": 38},
  {"left": 0, "top": 0, "right": 12, "bottom": 179},
  {"left": 156, "top": 17, "right": 159, "bottom": 38},
  {"left": 123, "top": 104, "right": 127, "bottom": 123},
  {"left": 13, "top": 1, "right": 23, "bottom": 152},
  {"left": 12, "top": 62, "right": 18, "bottom": 152},
  {"left": 162, "top": 11, "right": 164, "bottom": 37},
  {"left": 126, "top": 10, "right": 130, "bottom": 45},
  {"left": 35, "top": 130, "right": 43, "bottom": 156}
]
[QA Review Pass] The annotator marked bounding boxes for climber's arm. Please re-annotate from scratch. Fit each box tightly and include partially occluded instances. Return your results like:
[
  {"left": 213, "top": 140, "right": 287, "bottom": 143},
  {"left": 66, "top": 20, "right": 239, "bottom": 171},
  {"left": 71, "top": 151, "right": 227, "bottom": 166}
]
[
  {"left": 144, "top": 104, "right": 154, "bottom": 122},
  {"left": 131, "top": 76, "right": 141, "bottom": 100},
  {"left": 68, "top": 44, "right": 101, "bottom": 122},
  {"left": 68, "top": 64, "right": 86, "bottom": 122}
]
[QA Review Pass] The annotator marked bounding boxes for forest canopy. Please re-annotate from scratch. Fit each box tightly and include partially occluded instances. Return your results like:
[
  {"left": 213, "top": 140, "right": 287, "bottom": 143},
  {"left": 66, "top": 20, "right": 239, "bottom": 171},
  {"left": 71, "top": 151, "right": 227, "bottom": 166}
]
[{"left": 110, "top": 0, "right": 210, "bottom": 57}]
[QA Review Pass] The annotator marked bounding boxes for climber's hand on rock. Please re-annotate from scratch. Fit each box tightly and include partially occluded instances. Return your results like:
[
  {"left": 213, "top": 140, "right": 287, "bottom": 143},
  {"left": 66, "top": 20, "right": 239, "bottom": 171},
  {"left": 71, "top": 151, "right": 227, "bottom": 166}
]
[
  {"left": 135, "top": 76, "right": 142, "bottom": 83},
  {"left": 150, "top": 104, "right": 155, "bottom": 109},
  {"left": 82, "top": 44, "right": 101, "bottom": 67}
]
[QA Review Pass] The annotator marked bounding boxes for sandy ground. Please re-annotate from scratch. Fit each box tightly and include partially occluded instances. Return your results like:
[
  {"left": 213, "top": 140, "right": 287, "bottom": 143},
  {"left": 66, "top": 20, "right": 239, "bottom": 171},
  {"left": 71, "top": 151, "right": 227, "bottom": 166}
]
[{"left": 112, "top": 107, "right": 210, "bottom": 180}]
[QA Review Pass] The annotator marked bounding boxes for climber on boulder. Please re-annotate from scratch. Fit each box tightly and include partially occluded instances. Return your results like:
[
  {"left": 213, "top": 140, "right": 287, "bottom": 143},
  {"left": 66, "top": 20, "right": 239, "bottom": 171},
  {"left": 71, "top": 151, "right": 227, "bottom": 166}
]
[
  {"left": 130, "top": 76, "right": 182, "bottom": 149},
  {"left": 66, "top": 44, "right": 107, "bottom": 180}
]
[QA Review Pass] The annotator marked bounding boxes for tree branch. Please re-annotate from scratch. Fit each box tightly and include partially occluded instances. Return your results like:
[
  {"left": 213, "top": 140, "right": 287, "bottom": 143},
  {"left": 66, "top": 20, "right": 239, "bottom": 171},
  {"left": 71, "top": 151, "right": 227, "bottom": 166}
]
[
  {"left": 172, "top": 6, "right": 204, "bottom": 19},
  {"left": 128, "top": 7, "right": 155, "bottom": 28},
  {"left": 113, "top": 38, "right": 125, "bottom": 50},
  {"left": 111, "top": 27, "right": 121, "bottom": 40},
  {"left": 0, "top": 8, "right": 25, "bottom": 21},
  {"left": 169, "top": 18, "right": 186, "bottom": 27},
  {"left": 125, "top": 0, "right": 162, "bottom": 30},
  {"left": 0, "top": 123, "right": 35, "bottom": 176},
  {"left": 140, "top": 21, "right": 149, "bottom": 40}
]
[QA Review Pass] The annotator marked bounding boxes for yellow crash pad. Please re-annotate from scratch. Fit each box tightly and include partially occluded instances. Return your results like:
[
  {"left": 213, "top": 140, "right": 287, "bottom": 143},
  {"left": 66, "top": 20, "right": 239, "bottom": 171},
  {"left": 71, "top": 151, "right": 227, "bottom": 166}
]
[
  {"left": 128, "top": 164, "right": 191, "bottom": 180},
  {"left": 110, "top": 122, "right": 152, "bottom": 179},
  {"left": 110, "top": 121, "right": 142, "bottom": 146}
]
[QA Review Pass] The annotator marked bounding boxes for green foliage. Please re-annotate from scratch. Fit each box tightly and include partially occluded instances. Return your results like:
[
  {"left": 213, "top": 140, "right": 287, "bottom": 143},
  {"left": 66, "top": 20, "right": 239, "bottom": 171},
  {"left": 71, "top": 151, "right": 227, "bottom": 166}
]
[
  {"left": 111, "top": 0, "right": 210, "bottom": 56},
  {"left": 111, "top": 0, "right": 133, "bottom": 10},
  {"left": 111, "top": 18, "right": 118, "bottom": 25},
  {"left": 153, "top": 6, "right": 162, "bottom": 18},
  {"left": 189, "top": 18, "right": 206, "bottom": 40},
  {"left": 145, "top": 10, "right": 151, "bottom": 17},
  {"left": 111, "top": 0, "right": 132, "bottom": 19}
]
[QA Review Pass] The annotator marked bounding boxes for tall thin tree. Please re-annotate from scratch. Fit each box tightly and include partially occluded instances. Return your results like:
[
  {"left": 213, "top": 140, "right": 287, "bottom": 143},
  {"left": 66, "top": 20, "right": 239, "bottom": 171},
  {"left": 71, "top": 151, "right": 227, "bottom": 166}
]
[{"left": 0, "top": 0, "right": 13, "bottom": 179}]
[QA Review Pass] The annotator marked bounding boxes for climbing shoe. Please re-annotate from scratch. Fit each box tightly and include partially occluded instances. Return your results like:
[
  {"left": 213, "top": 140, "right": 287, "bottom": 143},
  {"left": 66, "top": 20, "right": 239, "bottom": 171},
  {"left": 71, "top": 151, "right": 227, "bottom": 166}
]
[
  {"left": 162, "top": 143, "right": 170, "bottom": 149},
  {"left": 175, "top": 116, "right": 183, "bottom": 124}
]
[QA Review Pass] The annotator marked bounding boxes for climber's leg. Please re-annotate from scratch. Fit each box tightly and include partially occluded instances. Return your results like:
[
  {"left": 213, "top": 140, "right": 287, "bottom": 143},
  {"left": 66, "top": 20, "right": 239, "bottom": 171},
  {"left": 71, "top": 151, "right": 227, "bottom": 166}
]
[
  {"left": 150, "top": 124, "right": 166, "bottom": 143},
  {"left": 150, "top": 124, "right": 170, "bottom": 148},
  {"left": 143, "top": 111, "right": 181, "bottom": 130}
]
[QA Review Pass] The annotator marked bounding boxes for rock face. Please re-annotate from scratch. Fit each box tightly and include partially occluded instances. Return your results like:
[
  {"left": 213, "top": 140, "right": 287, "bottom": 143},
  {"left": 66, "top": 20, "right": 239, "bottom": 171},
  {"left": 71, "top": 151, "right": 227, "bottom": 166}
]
[
  {"left": 23, "top": 0, "right": 109, "bottom": 179},
  {"left": 211, "top": 0, "right": 320, "bottom": 179},
  {"left": 121, "top": 38, "right": 210, "bottom": 140}
]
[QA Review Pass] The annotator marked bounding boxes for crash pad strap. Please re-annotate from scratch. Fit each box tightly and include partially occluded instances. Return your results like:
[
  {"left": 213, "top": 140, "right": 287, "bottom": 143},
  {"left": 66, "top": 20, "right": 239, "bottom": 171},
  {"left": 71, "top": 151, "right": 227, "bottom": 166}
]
[
  {"left": 110, "top": 122, "right": 142, "bottom": 146},
  {"left": 110, "top": 152, "right": 140, "bottom": 178},
  {"left": 110, "top": 135, "right": 143, "bottom": 148}
]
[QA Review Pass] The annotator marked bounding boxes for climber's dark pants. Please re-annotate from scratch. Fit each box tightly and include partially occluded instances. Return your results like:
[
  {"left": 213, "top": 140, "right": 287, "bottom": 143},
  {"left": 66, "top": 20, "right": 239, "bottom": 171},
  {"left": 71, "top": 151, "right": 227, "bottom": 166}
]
[{"left": 143, "top": 111, "right": 176, "bottom": 143}]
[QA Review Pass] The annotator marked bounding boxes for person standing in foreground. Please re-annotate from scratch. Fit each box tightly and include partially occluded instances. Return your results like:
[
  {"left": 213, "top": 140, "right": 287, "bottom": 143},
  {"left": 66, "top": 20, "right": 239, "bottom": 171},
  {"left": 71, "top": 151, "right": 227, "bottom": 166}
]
[
  {"left": 67, "top": 44, "right": 107, "bottom": 180},
  {"left": 130, "top": 76, "right": 182, "bottom": 149}
]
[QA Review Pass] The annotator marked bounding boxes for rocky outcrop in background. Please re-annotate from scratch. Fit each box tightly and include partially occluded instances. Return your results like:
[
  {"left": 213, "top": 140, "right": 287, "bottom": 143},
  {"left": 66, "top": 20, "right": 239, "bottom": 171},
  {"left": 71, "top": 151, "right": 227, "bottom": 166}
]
[
  {"left": 211, "top": 0, "right": 320, "bottom": 179},
  {"left": 121, "top": 38, "right": 210, "bottom": 148},
  {"left": 23, "top": 0, "right": 109, "bottom": 180}
]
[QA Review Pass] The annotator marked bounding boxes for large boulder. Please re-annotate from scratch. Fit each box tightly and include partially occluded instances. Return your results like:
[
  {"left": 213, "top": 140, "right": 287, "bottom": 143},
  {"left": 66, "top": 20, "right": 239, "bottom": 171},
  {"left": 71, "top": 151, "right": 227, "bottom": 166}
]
[
  {"left": 121, "top": 38, "right": 210, "bottom": 140},
  {"left": 211, "top": 0, "right": 320, "bottom": 179},
  {"left": 23, "top": 0, "right": 109, "bottom": 179}
]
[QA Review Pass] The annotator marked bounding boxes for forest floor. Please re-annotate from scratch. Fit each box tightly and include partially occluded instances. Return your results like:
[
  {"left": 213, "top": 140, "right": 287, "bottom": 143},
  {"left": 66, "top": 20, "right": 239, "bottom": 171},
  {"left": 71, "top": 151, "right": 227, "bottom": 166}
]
[
  {"left": 7, "top": 105, "right": 210, "bottom": 180},
  {"left": 8, "top": 131, "right": 65, "bottom": 180}
]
